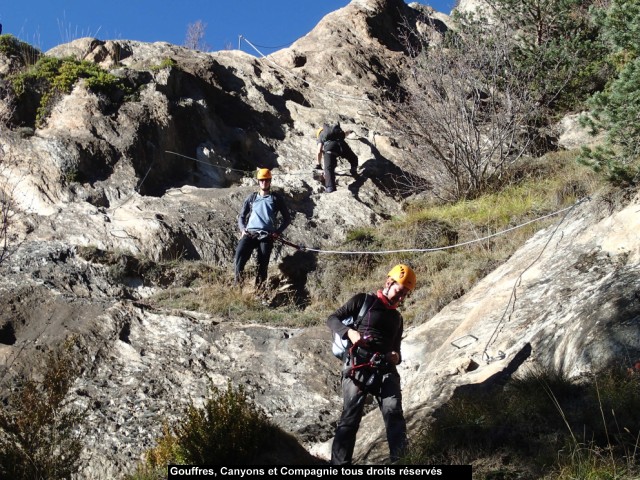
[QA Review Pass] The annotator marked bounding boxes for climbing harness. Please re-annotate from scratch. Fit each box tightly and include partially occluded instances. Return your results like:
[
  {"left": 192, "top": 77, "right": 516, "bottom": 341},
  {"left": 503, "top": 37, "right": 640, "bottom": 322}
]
[
  {"left": 345, "top": 337, "right": 386, "bottom": 373},
  {"left": 243, "top": 232, "right": 302, "bottom": 263},
  {"left": 343, "top": 337, "right": 389, "bottom": 394},
  {"left": 244, "top": 230, "right": 273, "bottom": 240}
]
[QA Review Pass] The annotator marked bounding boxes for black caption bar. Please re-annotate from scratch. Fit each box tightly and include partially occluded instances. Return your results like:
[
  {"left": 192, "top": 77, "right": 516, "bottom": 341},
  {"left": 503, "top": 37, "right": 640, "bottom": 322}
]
[{"left": 167, "top": 465, "right": 472, "bottom": 479}]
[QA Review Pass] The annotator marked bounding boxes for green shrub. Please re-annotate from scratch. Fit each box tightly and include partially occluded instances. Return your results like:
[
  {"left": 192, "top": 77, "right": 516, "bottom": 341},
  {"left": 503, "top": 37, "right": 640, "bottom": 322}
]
[
  {"left": 150, "top": 57, "right": 177, "bottom": 71},
  {"left": 577, "top": 0, "right": 640, "bottom": 186},
  {"left": 0, "top": 340, "right": 85, "bottom": 479},
  {"left": 132, "top": 382, "right": 274, "bottom": 473},
  {"left": 578, "top": 58, "right": 640, "bottom": 185},
  {"left": 0, "top": 34, "right": 41, "bottom": 67},
  {"left": 11, "top": 55, "right": 131, "bottom": 126},
  {"left": 405, "top": 365, "right": 640, "bottom": 478},
  {"left": 176, "top": 383, "right": 272, "bottom": 464}
]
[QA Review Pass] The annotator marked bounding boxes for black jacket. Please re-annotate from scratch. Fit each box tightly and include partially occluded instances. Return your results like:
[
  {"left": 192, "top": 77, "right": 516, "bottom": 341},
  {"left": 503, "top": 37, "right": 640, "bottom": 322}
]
[{"left": 327, "top": 292, "right": 404, "bottom": 365}]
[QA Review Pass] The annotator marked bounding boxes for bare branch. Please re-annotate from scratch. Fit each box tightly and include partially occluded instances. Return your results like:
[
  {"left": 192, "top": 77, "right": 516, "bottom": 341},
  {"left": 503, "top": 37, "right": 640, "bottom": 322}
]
[
  {"left": 184, "top": 20, "right": 210, "bottom": 52},
  {"left": 385, "top": 15, "right": 566, "bottom": 201}
]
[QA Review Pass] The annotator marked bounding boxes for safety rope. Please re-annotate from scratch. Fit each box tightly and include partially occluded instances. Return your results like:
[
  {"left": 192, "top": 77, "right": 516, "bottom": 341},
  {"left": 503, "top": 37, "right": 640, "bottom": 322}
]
[
  {"left": 104, "top": 159, "right": 156, "bottom": 213},
  {"left": 166, "top": 150, "right": 328, "bottom": 177},
  {"left": 275, "top": 197, "right": 588, "bottom": 255},
  {"left": 480, "top": 196, "right": 587, "bottom": 364},
  {"left": 241, "top": 36, "right": 371, "bottom": 103},
  {"left": 106, "top": 151, "right": 257, "bottom": 214},
  {"left": 165, "top": 150, "right": 254, "bottom": 176}
]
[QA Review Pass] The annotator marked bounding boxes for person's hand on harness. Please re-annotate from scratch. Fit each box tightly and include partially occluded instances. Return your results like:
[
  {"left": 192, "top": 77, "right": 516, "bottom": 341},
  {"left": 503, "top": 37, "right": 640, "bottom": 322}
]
[
  {"left": 347, "top": 334, "right": 398, "bottom": 368},
  {"left": 347, "top": 328, "right": 363, "bottom": 346},
  {"left": 365, "top": 351, "right": 390, "bottom": 371},
  {"left": 347, "top": 334, "right": 374, "bottom": 364},
  {"left": 385, "top": 351, "right": 400, "bottom": 366}
]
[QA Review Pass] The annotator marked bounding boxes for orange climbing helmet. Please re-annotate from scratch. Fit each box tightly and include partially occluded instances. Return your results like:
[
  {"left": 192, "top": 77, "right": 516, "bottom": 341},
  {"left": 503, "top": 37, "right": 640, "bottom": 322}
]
[
  {"left": 257, "top": 168, "right": 272, "bottom": 180},
  {"left": 387, "top": 264, "right": 417, "bottom": 291}
]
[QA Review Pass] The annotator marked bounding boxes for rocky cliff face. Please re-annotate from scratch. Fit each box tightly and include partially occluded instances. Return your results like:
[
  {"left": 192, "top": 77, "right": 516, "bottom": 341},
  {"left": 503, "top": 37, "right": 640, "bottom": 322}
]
[
  {"left": 351, "top": 192, "right": 640, "bottom": 463},
  {"left": 1, "top": 0, "right": 639, "bottom": 477}
]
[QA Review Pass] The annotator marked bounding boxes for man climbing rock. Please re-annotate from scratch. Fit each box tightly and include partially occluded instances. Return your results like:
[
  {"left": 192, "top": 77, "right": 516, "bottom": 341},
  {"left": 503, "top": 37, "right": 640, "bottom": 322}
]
[
  {"left": 234, "top": 168, "right": 291, "bottom": 289},
  {"left": 316, "top": 123, "right": 359, "bottom": 193},
  {"left": 327, "top": 264, "right": 416, "bottom": 464}
]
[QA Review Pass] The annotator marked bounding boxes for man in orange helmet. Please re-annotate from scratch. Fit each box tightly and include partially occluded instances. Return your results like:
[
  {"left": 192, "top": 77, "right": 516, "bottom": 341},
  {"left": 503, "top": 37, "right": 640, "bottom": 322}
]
[
  {"left": 327, "top": 264, "right": 416, "bottom": 464},
  {"left": 234, "top": 168, "right": 291, "bottom": 288}
]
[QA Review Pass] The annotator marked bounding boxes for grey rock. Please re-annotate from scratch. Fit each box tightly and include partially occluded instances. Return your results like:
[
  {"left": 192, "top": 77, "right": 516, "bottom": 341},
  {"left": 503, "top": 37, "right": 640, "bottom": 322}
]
[{"left": 0, "top": 0, "right": 635, "bottom": 476}]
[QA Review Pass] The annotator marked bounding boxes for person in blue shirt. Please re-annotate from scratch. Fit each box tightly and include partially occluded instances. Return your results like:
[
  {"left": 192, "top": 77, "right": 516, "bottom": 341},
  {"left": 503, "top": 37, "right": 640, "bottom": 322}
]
[{"left": 234, "top": 168, "right": 291, "bottom": 288}]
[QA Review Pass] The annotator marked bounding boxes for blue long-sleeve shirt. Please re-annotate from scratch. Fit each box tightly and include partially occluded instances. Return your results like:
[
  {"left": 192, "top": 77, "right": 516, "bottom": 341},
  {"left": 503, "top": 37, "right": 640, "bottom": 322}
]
[{"left": 237, "top": 191, "right": 291, "bottom": 235}]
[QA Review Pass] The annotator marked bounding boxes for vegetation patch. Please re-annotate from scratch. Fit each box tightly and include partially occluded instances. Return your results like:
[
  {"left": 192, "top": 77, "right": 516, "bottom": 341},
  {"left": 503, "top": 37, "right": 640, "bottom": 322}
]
[
  {"left": 127, "top": 382, "right": 303, "bottom": 478},
  {"left": 0, "top": 34, "right": 41, "bottom": 67},
  {"left": 404, "top": 365, "right": 640, "bottom": 479},
  {"left": 10, "top": 55, "right": 132, "bottom": 126},
  {"left": 0, "top": 340, "right": 85, "bottom": 479},
  {"left": 150, "top": 57, "right": 177, "bottom": 71}
]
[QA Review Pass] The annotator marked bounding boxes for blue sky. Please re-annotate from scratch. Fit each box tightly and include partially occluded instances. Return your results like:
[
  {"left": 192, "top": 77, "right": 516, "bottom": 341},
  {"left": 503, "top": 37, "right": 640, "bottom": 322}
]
[{"left": 0, "top": 1, "right": 456, "bottom": 55}]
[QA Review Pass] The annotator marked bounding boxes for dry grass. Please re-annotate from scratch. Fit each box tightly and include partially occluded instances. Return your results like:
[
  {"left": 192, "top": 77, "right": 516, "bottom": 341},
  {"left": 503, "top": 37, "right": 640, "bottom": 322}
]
[
  {"left": 144, "top": 151, "right": 603, "bottom": 329},
  {"left": 0, "top": 340, "right": 85, "bottom": 479},
  {"left": 404, "top": 365, "right": 640, "bottom": 479},
  {"left": 338, "top": 151, "right": 602, "bottom": 325}
]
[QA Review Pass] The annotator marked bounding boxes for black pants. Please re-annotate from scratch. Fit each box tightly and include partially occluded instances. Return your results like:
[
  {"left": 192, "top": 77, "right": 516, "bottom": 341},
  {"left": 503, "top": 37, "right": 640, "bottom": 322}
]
[
  {"left": 233, "top": 235, "right": 274, "bottom": 286},
  {"left": 323, "top": 142, "right": 358, "bottom": 192},
  {"left": 323, "top": 152, "right": 339, "bottom": 192},
  {"left": 330, "top": 369, "right": 407, "bottom": 465}
]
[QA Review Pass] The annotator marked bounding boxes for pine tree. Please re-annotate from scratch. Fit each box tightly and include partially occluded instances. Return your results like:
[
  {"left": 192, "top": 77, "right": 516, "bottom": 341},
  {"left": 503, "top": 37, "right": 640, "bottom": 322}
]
[
  {"left": 579, "top": 0, "right": 640, "bottom": 184},
  {"left": 477, "top": 0, "right": 612, "bottom": 112}
]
